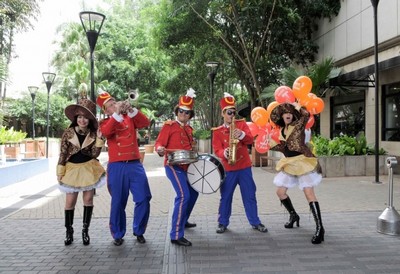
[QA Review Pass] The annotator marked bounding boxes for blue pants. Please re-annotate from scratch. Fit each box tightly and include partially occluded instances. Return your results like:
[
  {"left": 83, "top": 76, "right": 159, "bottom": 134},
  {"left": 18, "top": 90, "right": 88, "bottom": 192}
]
[
  {"left": 166, "top": 165, "right": 199, "bottom": 240},
  {"left": 218, "top": 167, "right": 261, "bottom": 227},
  {"left": 107, "top": 161, "right": 152, "bottom": 240}
]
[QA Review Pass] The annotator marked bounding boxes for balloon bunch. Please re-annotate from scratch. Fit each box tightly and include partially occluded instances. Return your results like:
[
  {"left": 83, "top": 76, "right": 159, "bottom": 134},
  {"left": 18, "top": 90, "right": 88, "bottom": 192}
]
[{"left": 248, "top": 76, "right": 324, "bottom": 153}]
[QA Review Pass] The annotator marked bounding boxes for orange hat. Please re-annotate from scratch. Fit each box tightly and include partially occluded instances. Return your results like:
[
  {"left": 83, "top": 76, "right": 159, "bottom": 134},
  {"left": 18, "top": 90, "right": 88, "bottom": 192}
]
[
  {"left": 178, "top": 88, "right": 196, "bottom": 110},
  {"left": 96, "top": 90, "right": 114, "bottom": 110},
  {"left": 220, "top": 92, "right": 236, "bottom": 111}
]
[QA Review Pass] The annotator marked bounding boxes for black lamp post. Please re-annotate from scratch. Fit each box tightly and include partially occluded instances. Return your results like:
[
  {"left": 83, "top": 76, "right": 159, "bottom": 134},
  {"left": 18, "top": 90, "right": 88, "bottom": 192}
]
[
  {"left": 371, "top": 0, "right": 381, "bottom": 184},
  {"left": 206, "top": 61, "right": 219, "bottom": 153},
  {"left": 42, "top": 72, "right": 56, "bottom": 158},
  {"left": 79, "top": 11, "right": 106, "bottom": 103},
  {"left": 28, "top": 86, "right": 38, "bottom": 140}
]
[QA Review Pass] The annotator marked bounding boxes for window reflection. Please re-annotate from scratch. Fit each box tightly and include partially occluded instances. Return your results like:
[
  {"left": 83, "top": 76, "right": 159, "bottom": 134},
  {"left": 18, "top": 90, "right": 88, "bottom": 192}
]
[
  {"left": 331, "top": 92, "right": 365, "bottom": 138},
  {"left": 383, "top": 83, "right": 400, "bottom": 141}
]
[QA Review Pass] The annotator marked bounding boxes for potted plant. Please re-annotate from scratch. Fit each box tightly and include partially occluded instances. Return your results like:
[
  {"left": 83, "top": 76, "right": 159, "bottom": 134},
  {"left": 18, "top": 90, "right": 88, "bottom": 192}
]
[
  {"left": 193, "top": 129, "right": 211, "bottom": 153},
  {"left": 312, "top": 134, "right": 387, "bottom": 177},
  {"left": 0, "top": 126, "right": 27, "bottom": 160}
]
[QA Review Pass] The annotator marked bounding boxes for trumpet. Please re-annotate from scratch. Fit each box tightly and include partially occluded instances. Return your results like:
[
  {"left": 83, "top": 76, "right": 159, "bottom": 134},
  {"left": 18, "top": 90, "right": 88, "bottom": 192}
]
[{"left": 128, "top": 89, "right": 139, "bottom": 101}]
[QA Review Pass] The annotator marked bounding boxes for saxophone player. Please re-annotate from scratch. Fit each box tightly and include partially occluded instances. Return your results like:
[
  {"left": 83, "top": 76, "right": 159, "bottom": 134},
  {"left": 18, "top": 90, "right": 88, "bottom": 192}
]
[{"left": 212, "top": 92, "right": 268, "bottom": 234}]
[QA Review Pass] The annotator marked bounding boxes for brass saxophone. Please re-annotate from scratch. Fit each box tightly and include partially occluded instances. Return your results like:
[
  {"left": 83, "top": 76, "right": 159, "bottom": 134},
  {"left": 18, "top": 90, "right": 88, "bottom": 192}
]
[{"left": 228, "top": 117, "right": 239, "bottom": 165}]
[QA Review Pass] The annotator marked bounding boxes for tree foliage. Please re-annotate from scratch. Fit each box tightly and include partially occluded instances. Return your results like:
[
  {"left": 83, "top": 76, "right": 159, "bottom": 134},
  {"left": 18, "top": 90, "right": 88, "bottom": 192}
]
[{"left": 156, "top": 0, "right": 341, "bottom": 109}]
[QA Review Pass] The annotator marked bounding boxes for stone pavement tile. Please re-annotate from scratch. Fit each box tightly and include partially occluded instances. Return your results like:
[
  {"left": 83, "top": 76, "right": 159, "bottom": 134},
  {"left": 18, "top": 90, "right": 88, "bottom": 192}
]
[{"left": 0, "top": 216, "right": 167, "bottom": 274}]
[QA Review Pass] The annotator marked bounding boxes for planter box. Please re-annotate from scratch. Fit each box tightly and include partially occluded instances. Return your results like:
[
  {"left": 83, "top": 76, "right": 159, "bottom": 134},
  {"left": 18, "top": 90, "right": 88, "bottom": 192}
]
[
  {"left": 318, "top": 155, "right": 388, "bottom": 177},
  {"left": 198, "top": 139, "right": 211, "bottom": 153}
]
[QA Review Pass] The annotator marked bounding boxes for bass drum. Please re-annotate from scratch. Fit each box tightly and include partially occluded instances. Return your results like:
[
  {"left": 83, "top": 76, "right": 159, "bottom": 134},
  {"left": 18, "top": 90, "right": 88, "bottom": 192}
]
[{"left": 187, "top": 154, "right": 225, "bottom": 194}]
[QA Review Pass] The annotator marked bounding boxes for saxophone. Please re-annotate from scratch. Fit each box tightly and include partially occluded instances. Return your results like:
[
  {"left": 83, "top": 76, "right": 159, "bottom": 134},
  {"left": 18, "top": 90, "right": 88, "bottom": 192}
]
[{"left": 228, "top": 117, "right": 239, "bottom": 165}]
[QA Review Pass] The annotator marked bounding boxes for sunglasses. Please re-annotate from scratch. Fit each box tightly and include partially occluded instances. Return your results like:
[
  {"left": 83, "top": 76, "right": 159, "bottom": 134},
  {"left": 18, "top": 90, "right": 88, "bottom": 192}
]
[
  {"left": 178, "top": 108, "right": 191, "bottom": 115},
  {"left": 226, "top": 110, "right": 236, "bottom": 116}
]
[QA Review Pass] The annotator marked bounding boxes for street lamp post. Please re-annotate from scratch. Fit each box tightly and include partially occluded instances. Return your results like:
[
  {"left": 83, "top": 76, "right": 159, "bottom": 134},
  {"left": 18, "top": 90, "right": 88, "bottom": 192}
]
[
  {"left": 42, "top": 72, "right": 56, "bottom": 158},
  {"left": 28, "top": 86, "right": 38, "bottom": 140},
  {"left": 206, "top": 61, "right": 219, "bottom": 154},
  {"left": 79, "top": 11, "right": 106, "bottom": 103},
  {"left": 371, "top": 0, "right": 381, "bottom": 184}
]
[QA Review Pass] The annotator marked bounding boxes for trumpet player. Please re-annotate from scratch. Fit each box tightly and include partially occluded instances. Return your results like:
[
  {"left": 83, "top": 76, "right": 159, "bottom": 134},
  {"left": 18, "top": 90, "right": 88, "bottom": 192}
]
[
  {"left": 212, "top": 93, "right": 268, "bottom": 234},
  {"left": 96, "top": 91, "right": 152, "bottom": 246}
]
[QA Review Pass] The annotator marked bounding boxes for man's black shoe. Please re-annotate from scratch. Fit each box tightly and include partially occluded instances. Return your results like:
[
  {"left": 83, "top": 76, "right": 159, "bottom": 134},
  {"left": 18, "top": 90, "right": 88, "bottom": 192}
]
[
  {"left": 171, "top": 237, "right": 192, "bottom": 246},
  {"left": 252, "top": 223, "right": 268, "bottom": 233},
  {"left": 134, "top": 234, "right": 146, "bottom": 244},
  {"left": 185, "top": 222, "right": 197, "bottom": 228},
  {"left": 113, "top": 238, "right": 124, "bottom": 246},
  {"left": 216, "top": 224, "right": 227, "bottom": 234}
]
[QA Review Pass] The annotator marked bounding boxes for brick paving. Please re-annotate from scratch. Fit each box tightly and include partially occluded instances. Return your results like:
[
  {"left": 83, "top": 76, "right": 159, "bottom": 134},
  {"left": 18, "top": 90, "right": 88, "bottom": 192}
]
[{"left": 1, "top": 151, "right": 400, "bottom": 273}]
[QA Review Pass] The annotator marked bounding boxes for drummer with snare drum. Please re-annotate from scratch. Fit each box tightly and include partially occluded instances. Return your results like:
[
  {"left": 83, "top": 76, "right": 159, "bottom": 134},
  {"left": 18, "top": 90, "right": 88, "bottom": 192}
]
[
  {"left": 212, "top": 92, "right": 268, "bottom": 234},
  {"left": 154, "top": 88, "right": 199, "bottom": 247}
]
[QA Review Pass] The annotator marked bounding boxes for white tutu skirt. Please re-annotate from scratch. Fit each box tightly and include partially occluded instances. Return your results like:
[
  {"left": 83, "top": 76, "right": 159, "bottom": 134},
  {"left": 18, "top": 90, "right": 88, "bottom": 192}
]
[
  {"left": 273, "top": 155, "right": 322, "bottom": 190},
  {"left": 58, "top": 159, "right": 106, "bottom": 193}
]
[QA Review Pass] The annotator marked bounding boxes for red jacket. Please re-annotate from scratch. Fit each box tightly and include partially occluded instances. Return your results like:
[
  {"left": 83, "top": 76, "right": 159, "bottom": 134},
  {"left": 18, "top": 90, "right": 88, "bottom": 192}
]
[
  {"left": 212, "top": 119, "right": 253, "bottom": 171},
  {"left": 155, "top": 120, "right": 195, "bottom": 167},
  {"left": 100, "top": 111, "right": 150, "bottom": 163}
]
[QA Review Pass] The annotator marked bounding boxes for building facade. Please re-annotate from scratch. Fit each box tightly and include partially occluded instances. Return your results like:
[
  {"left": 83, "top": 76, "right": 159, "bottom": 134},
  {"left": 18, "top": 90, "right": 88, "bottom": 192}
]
[{"left": 314, "top": 0, "right": 400, "bottom": 156}]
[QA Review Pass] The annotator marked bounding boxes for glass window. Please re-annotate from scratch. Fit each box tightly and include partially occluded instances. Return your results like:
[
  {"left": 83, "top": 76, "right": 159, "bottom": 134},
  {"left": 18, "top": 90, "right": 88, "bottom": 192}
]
[
  {"left": 331, "top": 92, "right": 365, "bottom": 138},
  {"left": 383, "top": 83, "right": 400, "bottom": 141}
]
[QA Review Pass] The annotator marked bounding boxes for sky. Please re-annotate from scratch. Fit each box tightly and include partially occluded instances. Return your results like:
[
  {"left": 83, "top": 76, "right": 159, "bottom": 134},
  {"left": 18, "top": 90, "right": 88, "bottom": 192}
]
[{"left": 7, "top": 0, "right": 107, "bottom": 97}]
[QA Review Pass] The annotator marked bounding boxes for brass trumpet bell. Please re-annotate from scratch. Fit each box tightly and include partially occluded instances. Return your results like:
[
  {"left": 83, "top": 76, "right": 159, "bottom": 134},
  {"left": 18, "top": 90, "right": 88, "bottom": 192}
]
[{"left": 128, "top": 89, "right": 139, "bottom": 101}]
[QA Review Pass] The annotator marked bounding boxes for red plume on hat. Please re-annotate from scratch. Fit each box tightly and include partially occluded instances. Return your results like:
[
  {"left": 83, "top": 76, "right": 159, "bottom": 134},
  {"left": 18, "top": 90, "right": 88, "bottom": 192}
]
[
  {"left": 178, "top": 88, "right": 196, "bottom": 110},
  {"left": 220, "top": 92, "right": 236, "bottom": 111}
]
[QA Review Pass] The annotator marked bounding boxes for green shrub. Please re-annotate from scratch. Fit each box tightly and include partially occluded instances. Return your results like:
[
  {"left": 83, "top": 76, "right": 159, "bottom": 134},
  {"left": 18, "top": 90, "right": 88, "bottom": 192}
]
[
  {"left": 193, "top": 129, "right": 211, "bottom": 140},
  {"left": 0, "top": 126, "right": 27, "bottom": 144},
  {"left": 312, "top": 133, "right": 386, "bottom": 156}
]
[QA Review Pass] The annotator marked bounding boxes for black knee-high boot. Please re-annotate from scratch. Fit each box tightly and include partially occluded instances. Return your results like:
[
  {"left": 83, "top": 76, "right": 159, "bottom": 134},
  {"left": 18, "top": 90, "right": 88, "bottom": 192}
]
[
  {"left": 82, "top": 206, "right": 93, "bottom": 245},
  {"left": 64, "top": 209, "right": 74, "bottom": 245},
  {"left": 281, "top": 196, "right": 300, "bottom": 228},
  {"left": 309, "top": 201, "right": 325, "bottom": 244}
]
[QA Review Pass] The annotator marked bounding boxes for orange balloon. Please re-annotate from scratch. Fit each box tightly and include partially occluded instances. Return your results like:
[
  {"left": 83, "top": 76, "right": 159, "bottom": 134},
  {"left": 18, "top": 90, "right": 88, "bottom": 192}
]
[
  {"left": 265, "top": 101, "right": 279, "bottom": 121},
  {"left": 293, "top": 76, "right": 312, "bottom": 100},
  {"left": 298, "top": 93, "right": 316, "bottom": 107},
  {"left": 251, "top": 107, "right": 268, "bottom": 127},
  {"left": 305, "top": 97, "right": 324, "bottom": 115}
]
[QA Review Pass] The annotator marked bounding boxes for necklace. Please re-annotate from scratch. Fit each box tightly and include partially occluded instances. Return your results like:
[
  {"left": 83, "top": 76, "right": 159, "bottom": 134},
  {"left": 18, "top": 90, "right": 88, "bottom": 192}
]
[{"left": 76, "top": 126, "right": 88, "bottom": 136}]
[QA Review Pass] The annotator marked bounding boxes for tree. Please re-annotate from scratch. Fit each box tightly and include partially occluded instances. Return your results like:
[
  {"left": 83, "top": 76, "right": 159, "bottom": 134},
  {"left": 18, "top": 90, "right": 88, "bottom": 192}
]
[{"left": 156, "top": 0, "right": 341, "bottom": 109}]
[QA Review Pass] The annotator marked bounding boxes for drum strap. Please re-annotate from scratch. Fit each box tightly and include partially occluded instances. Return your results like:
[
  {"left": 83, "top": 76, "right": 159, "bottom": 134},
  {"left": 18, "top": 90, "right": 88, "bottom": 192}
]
[{"left": 182, "top": 124, "right": 195, "bottom": 151}]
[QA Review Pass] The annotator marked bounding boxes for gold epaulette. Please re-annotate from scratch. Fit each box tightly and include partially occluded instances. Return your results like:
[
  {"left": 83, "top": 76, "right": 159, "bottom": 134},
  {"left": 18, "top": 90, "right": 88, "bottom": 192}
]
[
  {"left": 163, "top": 120, "right": 174, "bottom": 125},
  {"left": 211, "top": 125, "right": 224, "bottom": 131},
  {"left": 235, "top": 118, "right": 246, "bottom": 122}
]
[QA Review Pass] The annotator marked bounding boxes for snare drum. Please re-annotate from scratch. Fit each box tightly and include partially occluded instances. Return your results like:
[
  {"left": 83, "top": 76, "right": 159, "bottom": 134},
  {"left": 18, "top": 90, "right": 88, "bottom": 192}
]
[
  {"left": 187, "top": 154, "right": 225, "bottom": 194},
  {"left": 167, "top": 150, "right": 198, "bottom": 165}
]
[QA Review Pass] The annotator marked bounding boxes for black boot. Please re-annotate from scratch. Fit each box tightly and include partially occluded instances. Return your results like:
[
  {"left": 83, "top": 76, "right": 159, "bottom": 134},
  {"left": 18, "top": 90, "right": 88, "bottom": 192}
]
[
  {"left": 281, "top": 196, "right": 300, "bottom": 228},
  {"left": 82, "top": 206, "right": 93, "bottom": 246},
  {"left": 309, "top": 201, "right": 325, "bottom": 244},
  {"left": 64, "top": 209, "right": 74, "bottom": 245}
]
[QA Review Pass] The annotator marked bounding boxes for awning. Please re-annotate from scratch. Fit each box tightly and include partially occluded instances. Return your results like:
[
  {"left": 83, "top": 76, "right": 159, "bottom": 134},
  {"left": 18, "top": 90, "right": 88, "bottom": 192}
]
[{"left": 329, "top": 55, "right": 400, "bottom": 88}]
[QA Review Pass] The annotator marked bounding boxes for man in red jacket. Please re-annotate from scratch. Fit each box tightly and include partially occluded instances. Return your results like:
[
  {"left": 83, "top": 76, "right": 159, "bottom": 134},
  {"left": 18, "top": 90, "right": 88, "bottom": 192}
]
[
  {"left": 155, "top": 88, "right": 198, "bottom": 246},
  {"left": 97, "top": 91, "right": 152, "bottom": 246},
  {"left": 212, "top": 93, "right": 268, "bottom": 234}
]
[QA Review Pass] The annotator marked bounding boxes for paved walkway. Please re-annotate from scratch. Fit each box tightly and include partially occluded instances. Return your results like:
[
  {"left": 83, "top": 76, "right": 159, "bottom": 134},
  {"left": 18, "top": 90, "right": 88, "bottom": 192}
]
[{"left": 1, "top": 151, "right": 400, "bottom": 273}]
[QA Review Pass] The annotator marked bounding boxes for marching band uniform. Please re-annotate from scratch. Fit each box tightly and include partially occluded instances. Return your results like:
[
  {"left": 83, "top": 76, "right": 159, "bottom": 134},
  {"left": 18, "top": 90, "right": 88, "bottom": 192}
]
[
  {"left": 155, "top": 89, "right": 198, "bottom": 246},
  {"left": 212, "top": 93, "right": 268, "bottom": 234},
  {"left": 97, "top": 91, "right": 152, "bottom": 246}
]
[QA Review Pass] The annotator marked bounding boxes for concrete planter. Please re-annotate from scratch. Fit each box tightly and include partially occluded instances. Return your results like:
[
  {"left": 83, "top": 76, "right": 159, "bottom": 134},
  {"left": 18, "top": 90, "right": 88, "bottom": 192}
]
[
  {"left": 197, "top": 139, "right": 211, "bottom": 153},
  {"left": 318, "top": 155, "right": 388, "bottom": 177}
]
